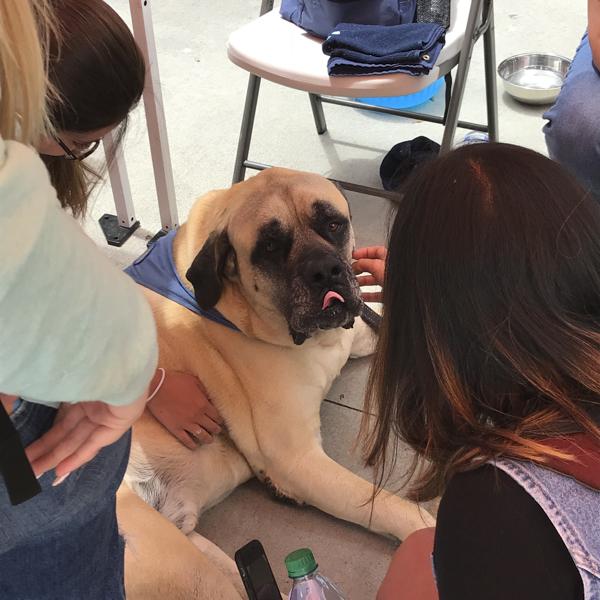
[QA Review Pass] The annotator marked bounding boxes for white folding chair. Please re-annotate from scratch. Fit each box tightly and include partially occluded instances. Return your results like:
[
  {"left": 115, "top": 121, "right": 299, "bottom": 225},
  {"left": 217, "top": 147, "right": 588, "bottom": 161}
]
[{"left": 228, "top": 0, "right": 498, "bottom": 199}]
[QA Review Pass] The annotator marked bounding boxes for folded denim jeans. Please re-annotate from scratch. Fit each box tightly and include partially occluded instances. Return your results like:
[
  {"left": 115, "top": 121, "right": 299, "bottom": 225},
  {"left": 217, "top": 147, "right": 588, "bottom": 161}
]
[
  {"left": 323, "top": 22, "right": 445, "bottom": 76},
  {"left": 328, "top": 44, "right": 435, "bottom": 65},
  {"left": 323, "top": 22, "right": 445, "bottom": 56},
  {"left": 326, "top": 56, "right": 440, "bottom": 75}
]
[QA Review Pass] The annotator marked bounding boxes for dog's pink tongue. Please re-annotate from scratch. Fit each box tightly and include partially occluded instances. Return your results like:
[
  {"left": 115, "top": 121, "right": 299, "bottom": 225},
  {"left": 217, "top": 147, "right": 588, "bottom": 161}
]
[{"left": 322, "top": 290, "right": 345, "bottom": 310}]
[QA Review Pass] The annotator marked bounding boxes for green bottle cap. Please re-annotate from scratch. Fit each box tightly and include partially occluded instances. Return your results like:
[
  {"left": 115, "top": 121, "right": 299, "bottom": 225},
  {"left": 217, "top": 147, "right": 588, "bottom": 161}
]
[{"left": 285, "top": 548, "right": 318, "bottom": 579}]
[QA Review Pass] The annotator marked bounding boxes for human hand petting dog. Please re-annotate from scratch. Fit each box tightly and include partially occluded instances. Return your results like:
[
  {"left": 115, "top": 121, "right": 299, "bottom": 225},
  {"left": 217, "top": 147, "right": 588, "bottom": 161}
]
[
  {"left": 25, "top": 371, "right": 221, "bottom": 484},
  {"left": 147, "top": 370, "right": 223, "bottom": 450},
  {"left": 26, "top": 391, "right": 148, "bottom": 484},
  {"left": 352, "top": 246, "right": 387, "bottom": 302}
]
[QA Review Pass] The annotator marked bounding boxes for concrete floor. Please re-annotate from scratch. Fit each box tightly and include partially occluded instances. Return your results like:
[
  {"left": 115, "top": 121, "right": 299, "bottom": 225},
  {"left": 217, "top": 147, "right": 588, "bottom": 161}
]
[{"left": 90, "top": 1, "right": 587, "bottom": 597}]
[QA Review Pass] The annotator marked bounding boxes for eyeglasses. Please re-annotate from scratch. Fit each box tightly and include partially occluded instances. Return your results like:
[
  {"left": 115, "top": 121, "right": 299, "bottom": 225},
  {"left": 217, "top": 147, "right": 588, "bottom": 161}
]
[{"left": 55, "top": 136, "right": 101, "bottom": 161}]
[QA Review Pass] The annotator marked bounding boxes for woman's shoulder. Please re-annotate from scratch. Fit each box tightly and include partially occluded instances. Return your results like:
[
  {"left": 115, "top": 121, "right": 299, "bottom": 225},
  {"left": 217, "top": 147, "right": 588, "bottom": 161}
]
[
  {"left": 436, "top": 464, "right": 574, "bottom": 547},
  {"left": 440, "top": 462, "right": 517, "bottom": 505},
  {"left": 433, "top": 464, "right": 583, "bottom": 600},
  {"left": 436, "top": 464, "right": 537, "bottom": 550}
]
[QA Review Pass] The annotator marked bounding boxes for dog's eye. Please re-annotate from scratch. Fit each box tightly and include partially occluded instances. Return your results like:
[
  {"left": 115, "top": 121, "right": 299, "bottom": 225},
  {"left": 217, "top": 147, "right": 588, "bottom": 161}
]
[
  {"left": 328, "top": 222, "right": 342, "bottom": 233},
  {"left": 265, "top": 240, "right": 278, "bottom": 252}
]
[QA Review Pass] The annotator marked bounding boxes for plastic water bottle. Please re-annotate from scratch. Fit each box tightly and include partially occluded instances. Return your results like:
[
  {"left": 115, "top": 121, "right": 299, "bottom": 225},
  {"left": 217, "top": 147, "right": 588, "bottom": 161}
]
[
  {"left": 286, "top": 548, "right": 346, "bottom": 600},
  {"left": 458, "top": 130, "right": 490, "bottom": 146}
]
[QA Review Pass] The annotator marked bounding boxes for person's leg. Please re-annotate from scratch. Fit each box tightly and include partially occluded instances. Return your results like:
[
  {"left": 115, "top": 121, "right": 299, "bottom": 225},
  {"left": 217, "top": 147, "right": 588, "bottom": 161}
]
[
  {"left": 117, "top": 484, "right": 244, "bottom": 600},
  {"left": 0, "top": 401, "right": 130, "bottom": 600},
  {"left": 543, "top": 32, "right": 600, "bottom": 198}
]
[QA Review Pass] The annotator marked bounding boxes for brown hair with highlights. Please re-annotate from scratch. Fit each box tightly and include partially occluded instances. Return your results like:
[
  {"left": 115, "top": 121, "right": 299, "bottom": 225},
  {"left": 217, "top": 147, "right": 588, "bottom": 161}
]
[{"left": 363, "top": 143, "right": 600, "bottom": 501}]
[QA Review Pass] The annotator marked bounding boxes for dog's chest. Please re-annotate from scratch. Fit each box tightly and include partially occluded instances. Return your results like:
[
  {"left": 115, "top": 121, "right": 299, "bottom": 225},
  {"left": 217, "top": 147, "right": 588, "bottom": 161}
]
[{"left": 304, "top": 329, "right": 354, "bottom": 381}]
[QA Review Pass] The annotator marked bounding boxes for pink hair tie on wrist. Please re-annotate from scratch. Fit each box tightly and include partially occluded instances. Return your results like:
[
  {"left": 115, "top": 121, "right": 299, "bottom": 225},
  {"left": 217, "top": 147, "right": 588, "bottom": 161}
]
[{"left": 147, "top": 367, "right": 166, "bottom": 402}]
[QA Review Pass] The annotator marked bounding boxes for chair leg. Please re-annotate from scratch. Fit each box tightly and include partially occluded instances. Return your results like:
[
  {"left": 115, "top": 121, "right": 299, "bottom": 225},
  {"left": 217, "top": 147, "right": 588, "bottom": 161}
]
[
  {"left": 309, "top": 93, "right": 328, "bottom": 134},
  {"left": 440, "top": 0, "right": 484, "bottom": 153},
  {"left": 232, "top": 74, "right": 262, "bottom": 184},
  {"left": 483, "top": 0, "right": 499, "bottom": 142},
  {"left": 259, "top": 0, "right": 274, "bottom": 15}
]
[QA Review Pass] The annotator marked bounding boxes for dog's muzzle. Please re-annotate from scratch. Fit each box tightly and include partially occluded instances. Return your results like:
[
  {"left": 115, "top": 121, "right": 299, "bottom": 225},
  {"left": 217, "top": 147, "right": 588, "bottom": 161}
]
[{"left": 286, "top": 252, "right": 362, "bottom": 344}]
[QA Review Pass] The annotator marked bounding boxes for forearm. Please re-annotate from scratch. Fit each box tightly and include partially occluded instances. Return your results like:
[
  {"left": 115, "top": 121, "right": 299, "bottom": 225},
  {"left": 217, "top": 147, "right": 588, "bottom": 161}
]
[
  {"left": 377, "top": 527, "right": 438, "bottom": 600},
  {"left": 589, "top": 0, "right": 600, "bottom": 68},
  {"left": 0, "top": 139, "right": 158, "bottom": 406}
]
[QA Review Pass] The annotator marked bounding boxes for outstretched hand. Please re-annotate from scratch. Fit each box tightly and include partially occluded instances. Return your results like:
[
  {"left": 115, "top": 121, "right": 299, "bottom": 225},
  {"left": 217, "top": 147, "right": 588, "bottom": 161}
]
[
  {"left": 352, "top": 246, "right": 388, "bottom": 302},
  {"left": 26, "top": 392, "right": 147, "bottom": 484}
]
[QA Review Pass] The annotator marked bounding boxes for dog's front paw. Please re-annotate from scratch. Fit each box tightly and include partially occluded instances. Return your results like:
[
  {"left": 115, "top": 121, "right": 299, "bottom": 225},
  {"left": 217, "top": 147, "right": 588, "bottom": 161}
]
[
  {"left": 351, "top": 304, "right": 380, "bottom": 358},
  {"left": 161, "top": 494, "right": 199, "bottom": 534}
]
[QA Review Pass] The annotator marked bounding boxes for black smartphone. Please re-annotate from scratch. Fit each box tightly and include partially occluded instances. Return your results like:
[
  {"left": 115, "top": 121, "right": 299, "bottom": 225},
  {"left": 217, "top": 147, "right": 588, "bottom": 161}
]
[{"left": 235, "top": 539, "right": 282, "bottom": 600}]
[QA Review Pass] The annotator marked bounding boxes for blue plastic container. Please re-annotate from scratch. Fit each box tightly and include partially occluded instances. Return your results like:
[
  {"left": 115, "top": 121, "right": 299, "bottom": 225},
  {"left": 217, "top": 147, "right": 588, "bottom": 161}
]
[{"left": 356, "top": 77, "right": 444, "bottom": 110}]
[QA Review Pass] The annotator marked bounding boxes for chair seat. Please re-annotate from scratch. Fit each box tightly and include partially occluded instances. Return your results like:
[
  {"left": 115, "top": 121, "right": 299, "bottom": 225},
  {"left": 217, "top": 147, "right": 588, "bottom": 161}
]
[{"left": 227, "top": 4, "right": 469, "bottom": 98}]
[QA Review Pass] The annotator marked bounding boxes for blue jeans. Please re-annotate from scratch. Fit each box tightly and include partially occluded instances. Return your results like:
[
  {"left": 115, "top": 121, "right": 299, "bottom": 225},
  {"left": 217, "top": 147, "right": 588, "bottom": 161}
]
[
  {"left": 0, "top": 401, "right": 130, "bottom": 599},
  {"left": 543, "top": 32, "right": 600, "bottom": 198}
]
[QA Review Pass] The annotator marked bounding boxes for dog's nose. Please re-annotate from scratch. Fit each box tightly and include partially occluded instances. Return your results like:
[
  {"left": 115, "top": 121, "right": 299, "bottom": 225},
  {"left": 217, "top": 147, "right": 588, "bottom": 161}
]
[{"left": 302, "top": 255, "right": 344, "bottom": 288}]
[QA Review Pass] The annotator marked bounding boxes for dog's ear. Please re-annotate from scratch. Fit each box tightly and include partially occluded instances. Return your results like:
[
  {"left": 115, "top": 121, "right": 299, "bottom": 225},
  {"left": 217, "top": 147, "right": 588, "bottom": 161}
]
[{"left": 185, "top": 230, "right": 231, "bottom": 310}]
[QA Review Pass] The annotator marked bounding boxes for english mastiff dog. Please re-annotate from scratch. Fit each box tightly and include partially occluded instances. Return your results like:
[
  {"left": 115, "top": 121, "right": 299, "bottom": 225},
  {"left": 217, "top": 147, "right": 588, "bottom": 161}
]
[{"left": 124, "top": 168, "right": 434, "bottom": 592}]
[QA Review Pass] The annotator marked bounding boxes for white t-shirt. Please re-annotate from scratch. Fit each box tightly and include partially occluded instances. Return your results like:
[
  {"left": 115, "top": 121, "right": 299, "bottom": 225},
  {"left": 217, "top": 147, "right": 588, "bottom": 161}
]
[{"left": 0, "top": 136, "right": 157, "bottom": 406}]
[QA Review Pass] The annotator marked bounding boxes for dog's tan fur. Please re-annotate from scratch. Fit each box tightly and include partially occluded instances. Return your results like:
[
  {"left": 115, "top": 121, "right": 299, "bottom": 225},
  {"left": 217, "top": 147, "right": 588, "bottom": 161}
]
[
  {"left": 118, "top": 484, "right": 244, "bottom": 599},
  {"left": 121, "top": 169, "right": 434, "bottom": 596}
]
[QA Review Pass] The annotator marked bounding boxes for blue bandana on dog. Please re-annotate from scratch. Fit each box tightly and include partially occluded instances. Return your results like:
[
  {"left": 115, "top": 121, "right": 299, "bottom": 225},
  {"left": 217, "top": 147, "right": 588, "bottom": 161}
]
[{"left": 125, "top": 231, "right": 240, "bottom": 332}]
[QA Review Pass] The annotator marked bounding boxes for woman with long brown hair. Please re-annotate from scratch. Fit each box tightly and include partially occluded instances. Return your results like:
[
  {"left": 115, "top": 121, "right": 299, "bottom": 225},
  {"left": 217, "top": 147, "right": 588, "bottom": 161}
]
[{"left": 354, "top": 143, "right": 600, "bottom": 600}]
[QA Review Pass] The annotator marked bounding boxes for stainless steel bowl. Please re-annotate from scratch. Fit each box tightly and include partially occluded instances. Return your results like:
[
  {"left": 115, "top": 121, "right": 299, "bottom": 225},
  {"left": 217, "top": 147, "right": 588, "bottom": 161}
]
[{"left": 497, "top": 53, "right": 571, "bottom": 105}]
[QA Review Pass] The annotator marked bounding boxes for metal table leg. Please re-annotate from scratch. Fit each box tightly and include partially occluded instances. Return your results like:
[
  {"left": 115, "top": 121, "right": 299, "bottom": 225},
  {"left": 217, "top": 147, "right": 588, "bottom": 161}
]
[
  {"left": 130, "top": 0, "right": 179, "bottom": 238},
  {"left": 99, "top": 131, "right": 140, "bottom": 247}
]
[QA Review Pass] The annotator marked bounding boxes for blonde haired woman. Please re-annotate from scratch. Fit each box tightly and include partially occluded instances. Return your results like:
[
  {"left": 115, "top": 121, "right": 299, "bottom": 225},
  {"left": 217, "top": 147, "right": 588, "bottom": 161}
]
[{"left": 0, "top": 1, "right": 157, "bottom": 597}]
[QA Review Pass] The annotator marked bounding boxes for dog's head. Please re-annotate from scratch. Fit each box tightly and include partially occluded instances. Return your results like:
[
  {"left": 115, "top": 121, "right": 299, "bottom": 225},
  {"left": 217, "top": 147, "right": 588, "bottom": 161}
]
[{"left": 183, "top": 168, "right": 362, "bottom": 345}]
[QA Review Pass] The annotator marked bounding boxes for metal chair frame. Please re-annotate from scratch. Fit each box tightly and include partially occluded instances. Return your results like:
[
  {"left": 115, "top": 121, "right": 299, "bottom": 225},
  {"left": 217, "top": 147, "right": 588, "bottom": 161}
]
[{"left": 231, "top": 0, "right": 498, "bottom": 200}]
